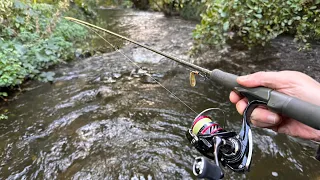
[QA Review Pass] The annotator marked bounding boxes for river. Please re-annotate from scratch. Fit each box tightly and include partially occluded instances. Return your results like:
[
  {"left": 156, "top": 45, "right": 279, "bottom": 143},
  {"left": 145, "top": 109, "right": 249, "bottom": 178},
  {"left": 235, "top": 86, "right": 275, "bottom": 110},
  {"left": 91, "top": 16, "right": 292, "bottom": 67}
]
[{"left": 0, "top": 8, "right": 320, "bottom": 180}]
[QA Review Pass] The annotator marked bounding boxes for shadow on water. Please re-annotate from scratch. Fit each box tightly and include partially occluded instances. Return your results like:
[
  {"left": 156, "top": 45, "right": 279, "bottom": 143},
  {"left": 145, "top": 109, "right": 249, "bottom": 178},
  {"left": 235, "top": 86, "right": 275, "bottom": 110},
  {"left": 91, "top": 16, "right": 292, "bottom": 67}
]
[{"left": 0, "top": 8, "right": 320, "bottom": 180}]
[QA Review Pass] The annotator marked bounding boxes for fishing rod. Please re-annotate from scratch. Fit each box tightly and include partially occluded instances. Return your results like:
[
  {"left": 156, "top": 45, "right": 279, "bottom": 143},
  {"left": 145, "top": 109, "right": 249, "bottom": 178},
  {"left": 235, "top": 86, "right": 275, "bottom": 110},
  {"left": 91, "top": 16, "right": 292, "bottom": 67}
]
[
  {"left": 65, "top": 17, "right": 320, "bottom": 130},
  {"left": 66, "top": 17, "right": 320, "bottom": 179}
]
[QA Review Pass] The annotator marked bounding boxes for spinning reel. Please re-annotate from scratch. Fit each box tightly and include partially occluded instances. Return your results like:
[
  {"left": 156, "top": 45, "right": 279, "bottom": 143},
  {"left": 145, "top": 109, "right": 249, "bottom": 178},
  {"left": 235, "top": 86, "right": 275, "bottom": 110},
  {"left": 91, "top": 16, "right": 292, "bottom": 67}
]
[{"left": 186, "top": 101, "right": 264, "bottom": 180}]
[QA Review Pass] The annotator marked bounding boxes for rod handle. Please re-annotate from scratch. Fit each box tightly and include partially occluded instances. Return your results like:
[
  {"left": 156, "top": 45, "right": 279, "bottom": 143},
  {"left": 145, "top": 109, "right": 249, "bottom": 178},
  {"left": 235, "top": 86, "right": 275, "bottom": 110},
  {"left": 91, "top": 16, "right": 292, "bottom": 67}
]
[
  {"left": 268, "top": 91, "right": 320, "bottom": 130},
  {"left": 210, "top": 69, "right": 320, "bottom": 130},
  {"left": 210, "top": 69, "right": 239, "bottom": 89}
]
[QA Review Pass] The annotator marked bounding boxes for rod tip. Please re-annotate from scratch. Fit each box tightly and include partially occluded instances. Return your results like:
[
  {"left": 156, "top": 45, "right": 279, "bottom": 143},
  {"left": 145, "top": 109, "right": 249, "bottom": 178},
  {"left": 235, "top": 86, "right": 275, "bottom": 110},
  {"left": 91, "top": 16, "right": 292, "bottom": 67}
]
[{"left": 64, "top": 17, "right": 73, "bottom": 20}]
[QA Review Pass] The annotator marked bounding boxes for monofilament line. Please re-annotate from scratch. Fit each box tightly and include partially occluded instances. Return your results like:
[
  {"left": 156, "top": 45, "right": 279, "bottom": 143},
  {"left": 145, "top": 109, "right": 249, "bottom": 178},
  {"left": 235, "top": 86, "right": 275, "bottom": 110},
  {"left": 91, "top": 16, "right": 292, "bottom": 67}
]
[{"left": 87, "top": 26, "right": 198, "bottom": 115}]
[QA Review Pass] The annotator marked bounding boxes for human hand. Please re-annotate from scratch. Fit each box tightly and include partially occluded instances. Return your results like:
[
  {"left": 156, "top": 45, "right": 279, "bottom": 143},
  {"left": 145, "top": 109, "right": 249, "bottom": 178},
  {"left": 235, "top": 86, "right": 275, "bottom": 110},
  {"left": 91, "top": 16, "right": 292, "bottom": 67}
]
[{"left": 229, "top": 71, "right": 320, "bottom": 142}]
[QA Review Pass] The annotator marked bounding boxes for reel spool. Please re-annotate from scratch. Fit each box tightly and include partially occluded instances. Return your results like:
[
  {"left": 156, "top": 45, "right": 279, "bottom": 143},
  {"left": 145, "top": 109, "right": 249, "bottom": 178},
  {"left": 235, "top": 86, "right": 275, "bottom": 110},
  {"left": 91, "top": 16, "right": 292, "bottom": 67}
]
[
  {"left": 186, "top": 101, "right": 263, "bottom": 179},
  {"left": 191, "top": 115, "right": 223, "bottom": 136}
]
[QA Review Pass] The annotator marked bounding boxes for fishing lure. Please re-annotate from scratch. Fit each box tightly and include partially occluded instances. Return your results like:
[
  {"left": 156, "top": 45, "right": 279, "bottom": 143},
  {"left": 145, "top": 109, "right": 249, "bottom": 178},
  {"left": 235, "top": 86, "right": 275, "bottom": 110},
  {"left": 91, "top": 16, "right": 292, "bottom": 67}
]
[{"left": 189, "top": 71, "right": 198, "bottom": 87}]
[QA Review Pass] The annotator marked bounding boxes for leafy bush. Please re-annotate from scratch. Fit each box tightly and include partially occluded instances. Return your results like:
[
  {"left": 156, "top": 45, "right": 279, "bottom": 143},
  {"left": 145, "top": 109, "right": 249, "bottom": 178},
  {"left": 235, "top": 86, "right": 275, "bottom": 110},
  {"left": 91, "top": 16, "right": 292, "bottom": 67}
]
[
  {"left": 193, "top": 0, "right": 320, "bottom": 49},
  {"left": 0, "top": 42, "right": 26, "bottom": 87},
  {"left": 179, "top": 1, "right": 205, "bottom": 21},
  {"left": 0, "top": 0, "right": 13, "bottom": 21},
  {"left": 0, "top": 0, "right": 88, "bottom": 98},
  {"left": 148, "top": 0, "right": 205, "bottom": 20},
  {"left": 54, "top": 19, "right": 88, "bottom": 41}
]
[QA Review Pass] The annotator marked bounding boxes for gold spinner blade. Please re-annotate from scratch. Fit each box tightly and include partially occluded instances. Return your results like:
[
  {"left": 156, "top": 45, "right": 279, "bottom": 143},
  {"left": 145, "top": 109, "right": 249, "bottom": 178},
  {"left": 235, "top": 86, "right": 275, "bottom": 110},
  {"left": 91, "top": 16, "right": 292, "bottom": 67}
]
[{"left": 190, "top": 71, "right": 199, "bottom": 87}]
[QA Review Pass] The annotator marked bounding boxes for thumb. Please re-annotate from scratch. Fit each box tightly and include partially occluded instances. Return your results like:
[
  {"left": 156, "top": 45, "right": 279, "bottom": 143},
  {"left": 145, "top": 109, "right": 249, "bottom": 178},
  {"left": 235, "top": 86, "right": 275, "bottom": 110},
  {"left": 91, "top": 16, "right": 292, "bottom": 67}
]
[{"left": 237, "top": 71, "right": 287, "bottom": 89}]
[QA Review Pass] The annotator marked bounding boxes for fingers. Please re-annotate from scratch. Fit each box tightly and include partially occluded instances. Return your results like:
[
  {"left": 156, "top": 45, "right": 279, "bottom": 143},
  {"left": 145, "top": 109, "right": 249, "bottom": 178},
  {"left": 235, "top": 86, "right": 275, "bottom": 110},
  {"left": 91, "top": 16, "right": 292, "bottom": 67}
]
[
  {"left": 235, "top": 99, "right": 248, "bottom": 115},
  {"left": 234, "top": 101, "right": 282, "bottom": 128},
  {"left": 233, "top": 100, "right": 282, "bottom": 127},
  {"left": 237, "top": 71, "right": 295, "bottom": 89},
  {"left": 274, "top": 119, "right": 320, "bottom": 141},
  {"left": 229, "top": 90, "right": 283, "bottom": 127},
  {"left": 237, "top": 105, "right": 319, "bottom": 141},
  {"left": 229, "top": 91, "right": 247, "bottom": 115},
  {"left": 250, "top": 108, "right": 282, "bottom": 128},
  {"left": 229, "top": 91, "right": 241, "bottom": 104}
]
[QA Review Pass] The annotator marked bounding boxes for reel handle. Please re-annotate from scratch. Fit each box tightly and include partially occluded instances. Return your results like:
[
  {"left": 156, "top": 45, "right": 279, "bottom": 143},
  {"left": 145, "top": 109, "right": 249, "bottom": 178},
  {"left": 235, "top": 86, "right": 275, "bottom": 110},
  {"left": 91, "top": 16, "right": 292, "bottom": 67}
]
[
  {"left": 210, "top": 69, "right": 320, "bottom": 130},
  {"left": 193, "top": 157, "right": 223, "bottom": 180}
]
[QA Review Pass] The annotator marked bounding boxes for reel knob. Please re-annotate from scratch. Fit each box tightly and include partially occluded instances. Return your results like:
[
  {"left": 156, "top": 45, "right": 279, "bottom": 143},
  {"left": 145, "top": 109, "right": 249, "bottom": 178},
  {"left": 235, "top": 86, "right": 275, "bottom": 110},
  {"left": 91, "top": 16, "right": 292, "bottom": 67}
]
[{"left": 193, "top": 157, "right": 223, "bottom": 180}]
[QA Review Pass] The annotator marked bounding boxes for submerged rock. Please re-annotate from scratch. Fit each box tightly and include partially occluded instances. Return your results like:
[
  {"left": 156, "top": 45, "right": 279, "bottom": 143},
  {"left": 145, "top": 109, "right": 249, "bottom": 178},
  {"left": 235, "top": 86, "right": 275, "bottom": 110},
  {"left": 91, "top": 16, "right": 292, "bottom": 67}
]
[
  {"left": 112, "top": 73, "right": 122, "bottom": 79},
  {"left": 103, "top": 77, "right": 117, "bottom": 84},
  {"left": 97, "top": 86, "right": 113, "bottom": 99},
  {"left": 130, "top": 68, "right": 149, "bottom": 78},
  {"left": 74, "top": 49, "right": 93, "bottom": 59},
  {"left": 75, "top": 48, "right": 83, "bottom": 59},
  {"left": 96, "top": 86, "right": 121, "bottom": 99},
  {"left": 100, "top": 72, "right": 113, "bottom": 80},
  {"left": 99, "top": 72, "right": 123, "bottom": 83},
  {"left": 272, "top": 172, "right": 278, "bottom": 177},
  {"left": 140, "top": 75, "right": 157, "bottom": 84}
]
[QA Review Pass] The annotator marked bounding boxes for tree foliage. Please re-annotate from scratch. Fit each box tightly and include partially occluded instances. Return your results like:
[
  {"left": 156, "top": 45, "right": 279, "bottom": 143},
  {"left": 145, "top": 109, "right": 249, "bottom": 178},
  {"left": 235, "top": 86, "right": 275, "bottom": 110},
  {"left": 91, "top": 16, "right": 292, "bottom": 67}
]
[
  {"left": 146, "top": 0, "right": 320, "bottom": 49},
  {"left": 148, "top": 0, "right": 204, "bottom": 20},
  {"left": 192, "top": 0, "right": 320, "bottom": 49},
  {"left": 0, "top": 0, "right": 88, "bottom": 98}
]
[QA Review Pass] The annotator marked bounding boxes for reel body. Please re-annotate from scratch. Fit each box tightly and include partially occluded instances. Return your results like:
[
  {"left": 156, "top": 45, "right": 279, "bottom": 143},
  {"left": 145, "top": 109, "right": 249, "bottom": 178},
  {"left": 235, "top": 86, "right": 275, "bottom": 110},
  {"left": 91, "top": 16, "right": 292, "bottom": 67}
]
[{"left": 186, "top": 101, "right": 263, "bottom": 179}]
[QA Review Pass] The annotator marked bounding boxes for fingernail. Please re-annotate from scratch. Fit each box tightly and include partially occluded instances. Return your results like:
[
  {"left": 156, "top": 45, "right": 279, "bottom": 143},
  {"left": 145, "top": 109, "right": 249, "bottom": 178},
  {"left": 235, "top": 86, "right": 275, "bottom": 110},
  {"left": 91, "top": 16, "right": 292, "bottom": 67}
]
[
  {"left": 238, "top": 75, "right": 249, "bottom": 81},
  {"left": 267, "top": 114, "right": 277, "bottom": 124}
]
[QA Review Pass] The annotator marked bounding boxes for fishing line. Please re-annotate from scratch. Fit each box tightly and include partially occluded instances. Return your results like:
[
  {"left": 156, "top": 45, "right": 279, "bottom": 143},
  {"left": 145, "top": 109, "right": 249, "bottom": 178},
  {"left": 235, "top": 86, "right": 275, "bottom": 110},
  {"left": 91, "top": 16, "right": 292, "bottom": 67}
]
[
  {"left": 85, "top": 25, "right": 198, "bottom": 115},
  {"left": 65, "top": 17, "right": 320, "bottom": 180}
]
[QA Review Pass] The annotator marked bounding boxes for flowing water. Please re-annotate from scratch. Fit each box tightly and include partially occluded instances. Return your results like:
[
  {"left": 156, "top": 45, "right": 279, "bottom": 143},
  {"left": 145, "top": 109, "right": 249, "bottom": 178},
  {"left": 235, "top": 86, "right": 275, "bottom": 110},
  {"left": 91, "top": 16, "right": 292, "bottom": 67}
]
[{"left": 1, "top": 9, "right": 320, "bottom": 180}]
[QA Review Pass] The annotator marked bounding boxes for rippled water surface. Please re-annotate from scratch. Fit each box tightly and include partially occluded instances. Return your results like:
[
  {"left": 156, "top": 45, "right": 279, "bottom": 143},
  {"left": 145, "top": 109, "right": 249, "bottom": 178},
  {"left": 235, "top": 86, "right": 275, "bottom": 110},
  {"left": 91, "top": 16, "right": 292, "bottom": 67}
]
[{"left": 1, "top": 9, "right": 320, "bottom": 180}]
